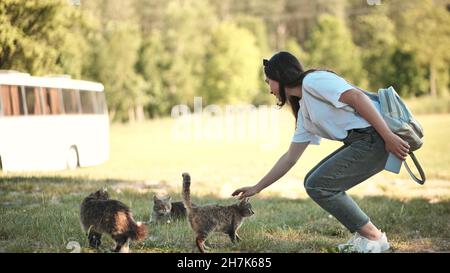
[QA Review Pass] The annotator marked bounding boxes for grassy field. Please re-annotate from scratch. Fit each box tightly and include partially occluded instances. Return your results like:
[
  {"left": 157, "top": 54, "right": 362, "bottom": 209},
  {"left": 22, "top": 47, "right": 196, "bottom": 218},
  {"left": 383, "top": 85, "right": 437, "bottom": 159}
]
[{"left": 1, "top": 112, "right": 449, "bottom": 253}]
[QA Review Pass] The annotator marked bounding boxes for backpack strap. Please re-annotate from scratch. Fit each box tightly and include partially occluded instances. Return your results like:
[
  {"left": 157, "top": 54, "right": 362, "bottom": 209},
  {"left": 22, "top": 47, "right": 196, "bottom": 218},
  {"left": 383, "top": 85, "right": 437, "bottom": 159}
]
[{"left": 404, "top": 152, "right": 426, "bottom": 185}]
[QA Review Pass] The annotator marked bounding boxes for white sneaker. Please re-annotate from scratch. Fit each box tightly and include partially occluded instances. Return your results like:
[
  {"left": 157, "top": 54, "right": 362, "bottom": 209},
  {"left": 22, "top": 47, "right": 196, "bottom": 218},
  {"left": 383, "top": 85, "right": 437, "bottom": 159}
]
[
  {"left": 338, "top": 232, "right": 360, "bottom": 250},
  {"left": 338, "top": 232, "right": 390, "bottom": 253}
]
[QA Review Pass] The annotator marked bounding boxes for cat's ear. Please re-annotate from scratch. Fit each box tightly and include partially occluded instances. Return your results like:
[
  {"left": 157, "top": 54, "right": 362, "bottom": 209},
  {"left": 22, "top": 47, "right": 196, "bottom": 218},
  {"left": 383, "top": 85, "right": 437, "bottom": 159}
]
[{"left": 153, "top": 195, "right": 159, "bottom": 201}]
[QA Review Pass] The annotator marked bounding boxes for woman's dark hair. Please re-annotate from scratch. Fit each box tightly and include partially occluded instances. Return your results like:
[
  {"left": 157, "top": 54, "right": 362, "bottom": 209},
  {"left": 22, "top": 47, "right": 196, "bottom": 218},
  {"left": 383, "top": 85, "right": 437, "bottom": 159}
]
[{"left": 263, "top": 51, "right": 317, "bottom": 126}]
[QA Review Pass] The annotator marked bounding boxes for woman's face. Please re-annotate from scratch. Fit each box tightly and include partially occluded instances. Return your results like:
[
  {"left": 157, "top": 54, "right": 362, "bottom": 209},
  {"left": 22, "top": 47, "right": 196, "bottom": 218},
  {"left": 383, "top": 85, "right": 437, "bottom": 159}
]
[{"left": 265, "top": 77, "right": 280, "bottom": 100}]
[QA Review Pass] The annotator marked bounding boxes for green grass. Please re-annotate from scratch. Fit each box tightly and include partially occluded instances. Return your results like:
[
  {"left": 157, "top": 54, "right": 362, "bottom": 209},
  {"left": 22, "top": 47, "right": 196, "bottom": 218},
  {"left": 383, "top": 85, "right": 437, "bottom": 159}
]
[{"left": 1, "top": 112, "right": 449, "bottom": 253}]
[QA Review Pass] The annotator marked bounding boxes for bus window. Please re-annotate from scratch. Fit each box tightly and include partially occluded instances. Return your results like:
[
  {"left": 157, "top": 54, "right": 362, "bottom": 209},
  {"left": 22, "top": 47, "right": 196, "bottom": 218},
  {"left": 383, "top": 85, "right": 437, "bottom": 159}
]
[
  {"left": 42, "top": 88, "right": 63, "bottom": 115},
  {"left": 0, "top": 86, "right": 2, "bottom": 116},
  {"left": 25, "top": 86, "right": 43, "bottom": 115},
  {"left": 0, "top": 85, "right": 10, "bottom": 116},
  {"left": 42, "top": 88, "right": 50, "bottom": 114},
  {"left": 96, "top": 92, "right": 107, "bottom": 114},
  {"left": 62, "top": 89, "right": 80, "bottom": 114},
  {"left": 0, "top": 85, "right": 25, "bottom": 116},
  {"left": 80, "top": 90, "right": 97, "bottom": 114}
]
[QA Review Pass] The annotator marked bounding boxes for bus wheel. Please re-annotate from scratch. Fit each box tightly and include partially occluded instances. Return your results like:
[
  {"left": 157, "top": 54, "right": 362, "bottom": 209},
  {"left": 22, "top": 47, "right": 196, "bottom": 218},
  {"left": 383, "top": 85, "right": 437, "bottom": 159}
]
[{"left": 66, "top": 146, "right": 79, "bottom": 170}]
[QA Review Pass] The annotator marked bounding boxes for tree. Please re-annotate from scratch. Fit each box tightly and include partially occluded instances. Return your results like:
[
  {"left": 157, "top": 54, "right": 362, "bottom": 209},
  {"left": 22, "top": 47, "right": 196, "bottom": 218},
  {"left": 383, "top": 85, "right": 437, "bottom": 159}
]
[
  {"left": 57, "top": 6, "right": 97, "bottom": 79},
  {"left": 398, "top": 0, "right": 450, "bottom": 96},
  {"left": 94, "top": 22, "right": 146, "bottom": 122},
  {"left": 80, "top": 0, "right": 148, "bottom": 122},
  {"left": 388, "top": 48, "right": 428, "bottom": 97},
  {"left": 201, "top": 22, "right": 260, "bottom": 104},
  {"left": 133, "top": 0, "right": 171, "bottom": 35},
  {"left": 137, "top": 30, "right": 172, "bottom": 118},
  {"left": 233, "top": 14, "right": 272, "bottom": 105},
  {"left": 232, "top": 0, "right": 288, "bottom": 50},
  {"left": 285, "top": 38, "right": 309, "bottom": 68},
  {"left": 354, "top": 13, "right": 397, "bottom": 91},
  {"left": 306, "top": 14, "right": 368, "bottom": 87},
  {"left": 160, "top": 0, "right": 217, "bottom": 106},
  {"left": 0, "top": 0, "right": 89, "bottom": 77}
]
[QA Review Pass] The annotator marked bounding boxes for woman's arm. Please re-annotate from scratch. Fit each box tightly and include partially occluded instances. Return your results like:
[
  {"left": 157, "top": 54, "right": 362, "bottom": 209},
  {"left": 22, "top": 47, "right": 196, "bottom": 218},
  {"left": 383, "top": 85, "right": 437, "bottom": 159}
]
[
  {"left": 339, "top": 89, "right": 410, "bottom": 160},
  {"left": 232, "top": 141, "right": 309, "bottom": 199}
]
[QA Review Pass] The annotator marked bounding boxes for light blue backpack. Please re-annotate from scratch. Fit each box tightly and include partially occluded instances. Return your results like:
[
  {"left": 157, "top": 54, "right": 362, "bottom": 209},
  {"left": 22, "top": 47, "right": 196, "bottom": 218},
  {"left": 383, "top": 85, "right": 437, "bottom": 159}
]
[{"left": 377, "top": 87, "right": 425, "bottom": 184}]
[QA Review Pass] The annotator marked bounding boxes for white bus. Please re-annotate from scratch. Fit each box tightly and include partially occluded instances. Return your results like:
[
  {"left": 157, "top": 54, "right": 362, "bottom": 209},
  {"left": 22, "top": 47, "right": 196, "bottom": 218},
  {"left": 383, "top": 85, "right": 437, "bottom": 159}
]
[{"left": 0, "top": 71, "right": 109, "bottom": 172}]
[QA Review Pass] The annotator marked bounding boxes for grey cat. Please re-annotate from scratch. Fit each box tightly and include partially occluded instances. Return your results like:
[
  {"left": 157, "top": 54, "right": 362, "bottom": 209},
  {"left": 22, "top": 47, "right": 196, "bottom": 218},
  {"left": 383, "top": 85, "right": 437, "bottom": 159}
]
[
  {"left": 181, "top": 172, "right": 254, "bottom": 253},
  {"left": 150, "top": 195, "right": 188, "bottom": 224}
]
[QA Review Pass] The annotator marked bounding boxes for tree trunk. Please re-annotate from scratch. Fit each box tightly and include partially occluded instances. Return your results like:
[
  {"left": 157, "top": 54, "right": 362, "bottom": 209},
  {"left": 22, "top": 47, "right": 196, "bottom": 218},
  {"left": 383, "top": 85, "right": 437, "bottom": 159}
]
[
  {"left": 276, "top": 22, "right": 286, "bottom": 50},
  {"left": 333, "top": 0, "right": 347, "bottom": 22},
  {"left": 128, "top": 107, "right": 135, "bottom": 123},
  {"left": 135, "top": 104, "right": 145, "bottom": 122},
  {"left": 430, "top": 63, "right": 437, "bottom": 97},
  {"left": 109, "top": 109, "right": 116, "bottom": 122}
]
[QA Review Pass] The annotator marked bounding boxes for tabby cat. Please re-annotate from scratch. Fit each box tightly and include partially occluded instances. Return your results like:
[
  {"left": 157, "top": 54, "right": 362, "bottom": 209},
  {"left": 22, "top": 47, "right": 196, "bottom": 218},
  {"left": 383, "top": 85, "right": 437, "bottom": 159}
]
[
  {"left": 80, "top": 188, "right": 147, "bottom": 253},
  {"left": 150, "top": 195, "right": 187, "bottom": 223},
  {"left": 182, "top": 173, "right": 254, "bottom": 253}
]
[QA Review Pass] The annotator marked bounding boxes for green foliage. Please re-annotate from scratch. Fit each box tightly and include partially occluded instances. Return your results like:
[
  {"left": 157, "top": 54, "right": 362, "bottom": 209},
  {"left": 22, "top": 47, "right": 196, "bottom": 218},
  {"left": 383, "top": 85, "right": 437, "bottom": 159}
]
[
  {"left": 1, "top": 0, "right": 449, "bottom": 120},
  {"left": 137, "top": 31, "right": 170, "bottom": 118},
  {"left": 161, "top": 0, "right": 217, "bottom": 105},
  {"left": 94, "top": 22, "right": 146, "bottom": 122},
  {"left": 0, "top": 0, "right": 88, "bottom": 76},
  {"left": 234, "top": 15, "right": 270, "bottom": 57},
  {"left": 234, "top": 15, "right": 273, "bottom": 106},
  {"left": 397, "top": 0, "right": 450, "bottom": 96},
  {"left": 387, "top": 49, "right": 428, "bottom": 97},
  {"left": 285, "top": 38, "right": 309, "bottom": 68},
  {"left": 306, "top": 14, "right": 368, "bottom": 88},
  {"left": 202, "top": 22, "right": 260, "bottom": 104},
  {"left": 135, "top": 0, "right": 218, "bottom": 115},
  {"left": 354, "top": 13, "right": 396, "bottom": 91},
  {"left": 353, "top": 12, "right": 429, "bottom": 96}
]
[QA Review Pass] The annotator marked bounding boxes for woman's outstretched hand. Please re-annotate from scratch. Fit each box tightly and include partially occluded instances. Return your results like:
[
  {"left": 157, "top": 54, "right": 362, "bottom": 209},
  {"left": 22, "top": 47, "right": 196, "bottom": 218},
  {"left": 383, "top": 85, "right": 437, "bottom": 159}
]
[
  {"left": 384, "top": 132, "right": 410, "bottom": 161},
  {"left": 232, "top": 186, "right": 260, "bottom": 200}
]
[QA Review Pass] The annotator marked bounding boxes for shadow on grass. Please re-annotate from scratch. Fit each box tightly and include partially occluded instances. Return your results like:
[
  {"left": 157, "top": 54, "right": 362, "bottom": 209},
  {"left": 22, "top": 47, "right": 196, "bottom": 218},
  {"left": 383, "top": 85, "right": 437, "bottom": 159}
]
[
  {"left": 0, "top": 175, "right": 140, "bottom": 186},
  {"left": 0, "top": 175, "right": 169, "bottom": 196}
]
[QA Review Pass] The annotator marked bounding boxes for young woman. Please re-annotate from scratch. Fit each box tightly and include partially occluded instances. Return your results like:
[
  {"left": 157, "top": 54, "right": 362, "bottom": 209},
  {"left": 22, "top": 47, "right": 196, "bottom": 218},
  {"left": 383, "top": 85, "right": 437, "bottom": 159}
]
[{"left": 232, "top": 51, "right": 410, "bottom": 253}]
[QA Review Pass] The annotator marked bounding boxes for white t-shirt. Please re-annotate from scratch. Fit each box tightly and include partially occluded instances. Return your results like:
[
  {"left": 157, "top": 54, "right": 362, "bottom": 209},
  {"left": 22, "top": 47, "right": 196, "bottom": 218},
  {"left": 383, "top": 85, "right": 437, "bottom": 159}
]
[{"left": 292, "top": 71, "right": 380, "bottom": 144}]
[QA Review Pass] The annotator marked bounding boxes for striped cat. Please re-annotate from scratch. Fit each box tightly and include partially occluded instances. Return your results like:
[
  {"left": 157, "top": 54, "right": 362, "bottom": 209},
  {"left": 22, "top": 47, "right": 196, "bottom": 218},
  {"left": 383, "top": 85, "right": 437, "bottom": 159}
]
[{"left": 182, "top": 173, "right": 254, "bottom": 253}]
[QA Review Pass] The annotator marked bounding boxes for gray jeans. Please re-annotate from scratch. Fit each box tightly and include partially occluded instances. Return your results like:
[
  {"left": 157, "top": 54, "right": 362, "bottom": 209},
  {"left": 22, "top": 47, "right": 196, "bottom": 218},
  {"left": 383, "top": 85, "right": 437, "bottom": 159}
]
[{"left": 304, "top": 126, "right": 389, "bottom": 233}]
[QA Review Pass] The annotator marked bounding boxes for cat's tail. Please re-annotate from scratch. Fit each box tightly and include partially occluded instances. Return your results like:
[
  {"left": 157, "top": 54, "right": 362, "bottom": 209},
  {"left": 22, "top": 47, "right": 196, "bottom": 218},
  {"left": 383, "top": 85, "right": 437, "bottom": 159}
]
[
  {"left": 182, "top": 172, "right": 192, "bottom": 211},
  {"left": 128, "top": 219, "right": 148, "bottom": 242}
]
